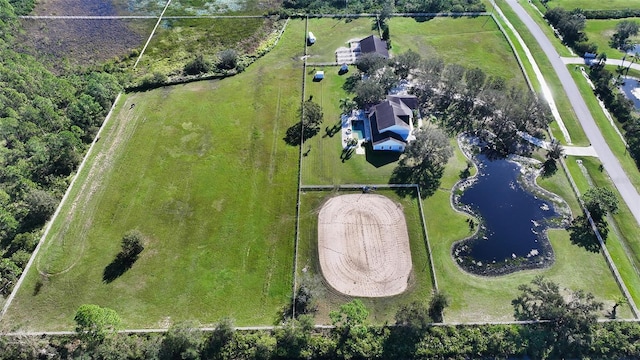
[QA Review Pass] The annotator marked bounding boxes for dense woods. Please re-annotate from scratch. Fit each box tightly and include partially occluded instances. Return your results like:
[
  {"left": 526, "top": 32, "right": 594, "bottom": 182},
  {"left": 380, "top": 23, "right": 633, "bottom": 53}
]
[
  {"left": 0, "top": 0, "right": 122, "bottom": 296},
  {"left": 282, "top": 0, "right": 486, "bottom": 14}
]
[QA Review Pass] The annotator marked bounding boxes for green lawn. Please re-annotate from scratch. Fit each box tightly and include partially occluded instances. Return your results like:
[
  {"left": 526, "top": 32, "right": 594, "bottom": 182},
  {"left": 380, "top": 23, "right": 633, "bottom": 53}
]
[
  {"left": 297, "top": 189, "right": 434, "bottom": 325},
  {"left": 2, "top": 19, "right": 307, "bottom": 331},
  {"left": 390, "top": 16, "right": 526, "bottom": 85},
  {"left": 546, "top": 0, "right": 640, "bottom": 11},
  {"left": 306, "top": 18, "right": 380, "bottom": 63},
  {"left": 585, "top": 18, "right": 640, "bottom": 60},
  {"left": 495, "top": 0, "right": 589, "bottom": 146},
  {"left": 424, "top": 144, "right": 632, "bottom": 321}
]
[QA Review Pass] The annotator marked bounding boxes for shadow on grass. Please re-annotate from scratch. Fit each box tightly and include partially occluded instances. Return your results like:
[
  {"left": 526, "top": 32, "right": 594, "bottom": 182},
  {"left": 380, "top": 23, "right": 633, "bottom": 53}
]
[
  {"left": 103, "top": 254, "right": 138, "bottom": 283},
  {"left": 568, "top": 215, "right": 607, "bottom": 253},
  {"left": 389, "top": 162, "right": 443, "bottom": 199},
  {"left": 364, "top": 142, "right": 400, "bottom": 167}
]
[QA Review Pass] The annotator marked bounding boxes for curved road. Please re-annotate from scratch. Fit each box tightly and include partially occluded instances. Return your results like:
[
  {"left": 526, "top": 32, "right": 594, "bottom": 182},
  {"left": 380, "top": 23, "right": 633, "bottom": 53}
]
[{"left": 504, "top": 0, "right": 640, "bottom": 226}]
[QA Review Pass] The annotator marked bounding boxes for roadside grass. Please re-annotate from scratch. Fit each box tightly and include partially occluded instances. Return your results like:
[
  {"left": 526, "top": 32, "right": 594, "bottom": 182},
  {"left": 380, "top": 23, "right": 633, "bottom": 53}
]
[
  {"left": 495, "top": 0, "right": 589, "bottom": 146},
  {"left": 306, "top": 17, "right": 379, "bottom": 64},
  {"left": 511, "top": 0, "right": 574, "bottom": 57},
  {"left": 425, "top": 144, "right": 632, "bottom": 322},
  {"left": 135, "top": 17, "right": 275, "bottom": 77},
  {"left": 565, "top": 157, "right": 640, "bottom": 309},
  {"left": 2, "top": 19, "right": 307, "bottom": 331},
  {"left": 545, "top": 0, "right": 640, "bottom": 11},
  {"left": 297, "top": 189, "right": 433, "bottom": 325},
  {"left": 567, "top": 65, "right": 640, "bottom": 192},
  {"left": 585, "top": 18, "right": 640, "bottom": 60},
  {"left": 390, "top": 16, "right": 526, "bottom": 85}
]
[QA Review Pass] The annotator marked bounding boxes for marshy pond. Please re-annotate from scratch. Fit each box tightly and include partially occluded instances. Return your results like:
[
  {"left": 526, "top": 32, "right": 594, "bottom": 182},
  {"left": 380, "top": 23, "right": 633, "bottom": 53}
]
[{"left": 452, "top": 150, "right": 570, "bottom": 276}]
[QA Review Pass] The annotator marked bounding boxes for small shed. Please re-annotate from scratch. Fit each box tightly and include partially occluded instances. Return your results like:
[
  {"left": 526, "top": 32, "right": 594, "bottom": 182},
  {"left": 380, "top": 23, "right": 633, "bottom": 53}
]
[
  {"left": 339, "top": 63, "right": 349, "bottom": 74},
  {"left": 308, "top": 32, "right": 316, "bottom": 44},
  {"left": 584, "top": 52, "right": 597, "bottom": 65},
  {"left": 313, "top": 71, "right": 324, "bottom": 81}
]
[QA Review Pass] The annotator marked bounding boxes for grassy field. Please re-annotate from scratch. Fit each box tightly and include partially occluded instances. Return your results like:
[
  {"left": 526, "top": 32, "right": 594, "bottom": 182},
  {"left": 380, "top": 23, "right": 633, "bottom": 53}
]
[
  {"left": 567, "top": 65, "right": 640, "bottom": 193},
  {"left": 585, "top": 18, "right": 640, "bottom": 60},
  {"left": 495, "top": 0, "right": 589, "bottom": 146},
  {"left": 424, "top": 145, "right": 633, "bottom": 321},
  {"left": 2, "top": 19, "right": 307, "bottom": 331},
  {"left": 297, "top": 189, "right": 434, "bottom": 324},
  {"left": 306, "top": 18, "right": 380, "bottom": 63},
  {"left": 390, "top": 16, "right": 526, "bottom": 85},
  {"left": 546, "top": 0, "right": 640, "bottom": 11}
]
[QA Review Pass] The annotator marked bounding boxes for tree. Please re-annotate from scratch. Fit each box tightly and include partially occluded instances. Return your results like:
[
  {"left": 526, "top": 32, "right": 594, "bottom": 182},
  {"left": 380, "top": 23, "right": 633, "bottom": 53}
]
[
  {"left": 354, "top": 78, "right": 385, "bottom": 107},
  {"left": 339, "top": 98, "right": 358, "bottom": 114},
  {"left": 392, "top": 125, "right": 453, "bottom": 197},
  {"left": 610, "top": 20, "right": 640, "bottom": 51},
  {"left": 393, "top": 49, "right": 421, "bottom": 79},
  {"left": 354, "top": 52, "right": 387, "bottom": 74},
  {"left": 302, "top": 99, "right": 323, "bottom": 136},
  {"left": 543, "top": 139, "right": 564, "bottom": 176},
  {"left": 0, "top": 258, "right": 21, "bottom": 296},
  {"left": 395, "top": 301, "right": 431, "bottom": 333},
  {"left": 217, "top": 49, "right": 238, "bottom": 70},
  {"left": 120, "top": 230, "right": 144, "bottom": 259},
  {"left": 159, "top": 321, "right": 204, "bottom": 360},
  {"left": 184, "top": 54, "right": 212, "bottom": 75},
  {"left": 74, "top": 304, "right": 121, "bottom": 341},
  {"left": 512, "top": 276, "right": 603, "bottom": 355},
  {"left": 23, "top": 189, "right": 58, "bottom": 230},
  {"left": 583, "top": 187, "right": 618, "bottom": 222},
  {"left": 428, "top": 290, "right": 449, "bottom": 323}
]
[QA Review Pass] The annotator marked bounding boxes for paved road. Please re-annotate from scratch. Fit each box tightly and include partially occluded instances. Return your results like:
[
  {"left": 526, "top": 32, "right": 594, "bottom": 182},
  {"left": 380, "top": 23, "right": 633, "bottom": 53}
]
[
  {"left": 562, "top": 57, "right": 640, "bottom": 72},
  {"left": 504, "top": 0, "right": 640, "bottom": 226}
]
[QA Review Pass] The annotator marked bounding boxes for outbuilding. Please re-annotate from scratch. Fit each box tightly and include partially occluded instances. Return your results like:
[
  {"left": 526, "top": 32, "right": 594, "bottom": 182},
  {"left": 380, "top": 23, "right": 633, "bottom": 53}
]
[
  {"left": 308, "top": 32, "right": 316, "bottom": 44},
  {"left": 313, "top": 70, "right": 324, "bottom": 81}
]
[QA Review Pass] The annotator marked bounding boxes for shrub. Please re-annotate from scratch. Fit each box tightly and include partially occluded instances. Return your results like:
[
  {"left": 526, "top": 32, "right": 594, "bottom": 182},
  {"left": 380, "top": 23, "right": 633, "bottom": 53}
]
[
  {"left": 217, "top": 49, "right": 238, "bottom": 70},
  {"left": 184, "top": 54, "right": 212, "bottom": 75}
]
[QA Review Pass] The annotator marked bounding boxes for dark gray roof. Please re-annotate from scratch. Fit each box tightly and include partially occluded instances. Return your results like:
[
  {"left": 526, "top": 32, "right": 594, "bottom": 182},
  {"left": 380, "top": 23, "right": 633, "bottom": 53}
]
[
  {"left": 387, "top": 95, "right": 418, "bottom": 110},
  {"left": 368, "top": 99, "right": 412, "bottom": 145},
  {"left": 360, "top": 35, "right": 389, "bottom": 58}
]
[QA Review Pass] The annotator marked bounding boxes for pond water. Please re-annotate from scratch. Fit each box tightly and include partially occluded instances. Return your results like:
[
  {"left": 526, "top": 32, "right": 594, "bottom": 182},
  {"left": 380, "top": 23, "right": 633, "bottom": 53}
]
[
  {"left": 452, "top": 154, "right": 561, "bottom": 276},
  {"left": 626, "top": 44, "right": 640, "bottom": 56},
  {"left": 619, "top": 79, "right": 640, "bottom": 111}
]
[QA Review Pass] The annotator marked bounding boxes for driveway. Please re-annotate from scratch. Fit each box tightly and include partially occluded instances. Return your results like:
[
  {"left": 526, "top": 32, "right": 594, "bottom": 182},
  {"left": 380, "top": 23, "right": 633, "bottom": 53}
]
[{"left": 503, "top": 0, "right": 640, "bottom": 225}]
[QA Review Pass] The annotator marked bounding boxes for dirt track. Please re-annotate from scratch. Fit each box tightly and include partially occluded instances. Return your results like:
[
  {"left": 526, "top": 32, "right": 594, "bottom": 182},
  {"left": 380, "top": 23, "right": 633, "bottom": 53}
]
[{"left": 317, "top": 194, "right": 412, "bottom": 297}]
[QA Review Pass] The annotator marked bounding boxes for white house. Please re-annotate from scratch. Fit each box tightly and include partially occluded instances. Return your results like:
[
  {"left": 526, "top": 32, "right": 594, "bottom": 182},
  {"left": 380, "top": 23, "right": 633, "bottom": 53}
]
[{"left": 366, "top": 95, "right": 418, "bottom": 152}]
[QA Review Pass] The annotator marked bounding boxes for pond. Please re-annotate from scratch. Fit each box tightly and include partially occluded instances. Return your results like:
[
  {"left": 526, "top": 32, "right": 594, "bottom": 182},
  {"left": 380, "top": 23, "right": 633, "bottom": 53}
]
[
  {"left": 619, "top": 79, "right": 640, "bottom": 111},
  {"left": 452, "top": 153, "right": 568, "bottom": 276}
]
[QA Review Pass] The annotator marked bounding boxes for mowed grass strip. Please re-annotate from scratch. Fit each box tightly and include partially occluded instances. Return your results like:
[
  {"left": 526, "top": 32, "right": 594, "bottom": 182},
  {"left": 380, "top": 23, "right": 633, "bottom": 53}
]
[
  {"left": 297, "top": 189, "right": 433, "bottom": 325},
  {"left": 390, "top": 16, "right": 527, "bottom": 86},
  {"left": 4, "top": 20, "right": 307, "bottom": 330},
  {"left": 425, "top": 143, "right": 632, "bottom": 322},
  {"left": 546, "top": 0, "right": 640, "bottom": 11},
  {"left": 565, "top": 156, "right": 640, "bottom": 309},
  {"left": 567, "top": 65, "right": 640, "bottom": 192}
]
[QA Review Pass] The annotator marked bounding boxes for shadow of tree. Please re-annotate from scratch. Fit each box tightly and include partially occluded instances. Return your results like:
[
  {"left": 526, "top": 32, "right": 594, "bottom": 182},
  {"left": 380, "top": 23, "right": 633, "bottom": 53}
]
[
  {"left": 103, "top": 253, "right": 138, "bottom": 283},
  {"left": 284, "top": 122, "right": 321, "bottom": 146},
  {"left": 542, "top": 159, "right": 558, "bottom": 177},
  {"left": 568, "top": 215, "right": 608, "bottom": 253},
  {"left": 390, "top": 162, "right": 443, "bottom": 199}
]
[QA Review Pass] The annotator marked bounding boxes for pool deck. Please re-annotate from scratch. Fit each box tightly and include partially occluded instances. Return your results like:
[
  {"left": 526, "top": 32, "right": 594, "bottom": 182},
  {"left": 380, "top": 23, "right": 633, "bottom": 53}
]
[{"left": 341, "top": 110, "right": 367, "bottom": 155}]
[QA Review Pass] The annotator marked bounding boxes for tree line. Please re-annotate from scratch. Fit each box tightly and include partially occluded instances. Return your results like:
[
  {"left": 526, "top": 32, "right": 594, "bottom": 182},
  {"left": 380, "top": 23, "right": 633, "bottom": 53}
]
[
  {"left": 2, "top": 277, "right": 640, "bottom": 359},
  {"left": 281, "top": 0, "right": 485, "bottom": 15},
  {"left": 0, "top": 0, "right": 124, "bottom": 296}
]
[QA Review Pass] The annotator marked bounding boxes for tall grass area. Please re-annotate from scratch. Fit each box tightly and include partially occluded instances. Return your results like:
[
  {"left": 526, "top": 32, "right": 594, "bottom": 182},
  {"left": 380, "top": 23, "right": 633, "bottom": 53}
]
[
  {"left": 136, "top": 17, "right": 275, "bottom": 76},
  {"left": 3, "top": 19, "right": 307, "bottom": 330},
  {"left": 545, "top": 0, "right": 640, "bottom": 11},
  {"left": 567, "top": 65, "right": 640, "bottom": 192},
  {"left": 390, "top": 16, "right": 526, "bottom": 86},
  {"left": 297, "top": 190, "right": 433, "bottom": 325},
  {"left": 495, "top": 0, "right": 589, "bottom": 146},
  {"left": 584, "top": 18, "right": 640, "bottom": 60},
  {"left": 424, "top": 145, "right": 632, "bottom": 321},
  {"left": 565, "top": 156, "right": 640, "bottom": 309}
]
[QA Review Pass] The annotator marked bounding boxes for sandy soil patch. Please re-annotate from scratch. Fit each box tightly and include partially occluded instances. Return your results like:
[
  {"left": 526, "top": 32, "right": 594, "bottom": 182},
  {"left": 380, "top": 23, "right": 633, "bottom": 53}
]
[{"left": 317, "top": 194, "right": 412, "bottom": 297}]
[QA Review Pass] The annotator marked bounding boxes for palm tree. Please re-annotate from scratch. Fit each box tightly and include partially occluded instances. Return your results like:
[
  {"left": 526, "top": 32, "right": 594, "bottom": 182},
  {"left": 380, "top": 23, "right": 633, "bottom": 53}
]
[
  {"left": 339, "top": 98, "right": 357, "bottom": 115},
  {"left": 546, "top": 139, "right": 564, "bottom": 161}
]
